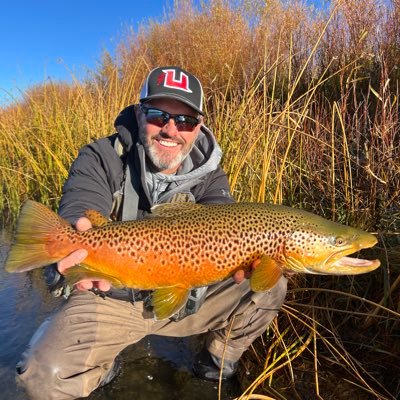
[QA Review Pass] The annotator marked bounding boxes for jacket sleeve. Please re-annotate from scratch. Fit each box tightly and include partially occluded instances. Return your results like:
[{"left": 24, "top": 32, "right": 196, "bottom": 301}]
[
  {"left": 58, "top": 136, "right": 124, "bottom": 224},
  {"left": 45, "top": 137, "right": 123, "bottom": 298},
  {"left": 196, "top": 165, "right": 235, "bottom": 205}
]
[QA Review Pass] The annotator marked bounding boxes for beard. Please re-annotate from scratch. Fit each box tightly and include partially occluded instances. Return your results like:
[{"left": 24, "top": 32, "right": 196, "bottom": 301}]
[{"left": 139, "top": 130, "right": 194, "bottom": 172}]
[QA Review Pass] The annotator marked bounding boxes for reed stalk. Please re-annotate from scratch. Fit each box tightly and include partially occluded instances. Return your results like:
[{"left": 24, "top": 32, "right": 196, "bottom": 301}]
[{"left": 1, "top": 0, "right": 399, "bottom": 398}]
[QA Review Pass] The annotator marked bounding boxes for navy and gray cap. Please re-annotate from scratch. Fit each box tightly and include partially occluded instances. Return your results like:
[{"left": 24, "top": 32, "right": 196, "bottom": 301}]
[{"left": 140, "top": 66, "right": 204, "bottom": 115}]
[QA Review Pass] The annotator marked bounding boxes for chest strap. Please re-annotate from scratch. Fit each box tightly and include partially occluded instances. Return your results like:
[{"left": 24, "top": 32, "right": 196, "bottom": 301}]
[{"left": 112, "top": 137, "right": 140, "bottom": 222}]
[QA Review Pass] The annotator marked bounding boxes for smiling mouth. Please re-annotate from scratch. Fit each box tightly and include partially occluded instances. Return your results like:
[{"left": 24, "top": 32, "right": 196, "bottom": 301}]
[{"left": 158, "top": 139, "right": 179, "bottom": 147}]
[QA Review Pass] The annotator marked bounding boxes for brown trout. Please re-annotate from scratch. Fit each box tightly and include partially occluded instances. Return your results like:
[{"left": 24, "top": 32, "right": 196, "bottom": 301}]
[{"left": 5, "top": 200, "right": 380, "bottom": 319}]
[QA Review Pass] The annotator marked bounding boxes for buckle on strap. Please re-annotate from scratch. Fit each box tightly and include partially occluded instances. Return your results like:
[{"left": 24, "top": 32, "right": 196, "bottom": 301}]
[
  {"left": 131, "top": 289, "right": 152, "bottom": 303},
  {"left": 90, "top": 287, "right": 152, "bottom": 304}
]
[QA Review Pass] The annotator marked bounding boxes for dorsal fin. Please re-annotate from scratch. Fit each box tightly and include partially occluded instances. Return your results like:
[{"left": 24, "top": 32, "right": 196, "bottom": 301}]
[
  {"left": 150, "top": 202, "right": 204, "bottom": 218},
  {"left": 84, "top": 210, "right": 111, "bottom": 227}
]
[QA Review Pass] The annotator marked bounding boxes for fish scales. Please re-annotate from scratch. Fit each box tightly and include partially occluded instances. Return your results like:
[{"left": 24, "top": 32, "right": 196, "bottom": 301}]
[
  {"left": 52, "top": 204, "right": 288, "bottom": 288},
  {"left": 5, "top": 201, "right": 381, "bottom": 320}
]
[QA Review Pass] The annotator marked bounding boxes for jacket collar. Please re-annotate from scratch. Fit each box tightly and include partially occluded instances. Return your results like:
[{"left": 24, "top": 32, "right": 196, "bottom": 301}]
[{"left": 113, "top": 104, "right": 222, "bottom": 176}]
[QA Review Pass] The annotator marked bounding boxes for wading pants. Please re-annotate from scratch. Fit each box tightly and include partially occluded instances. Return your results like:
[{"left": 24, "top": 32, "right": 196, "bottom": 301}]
[{"left": 17, "top": 276, "right": 287, "bottom": 400}]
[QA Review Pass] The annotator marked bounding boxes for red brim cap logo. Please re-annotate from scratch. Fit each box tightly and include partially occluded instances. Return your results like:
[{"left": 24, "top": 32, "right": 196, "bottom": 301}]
[{"left": 157, "top": 69, "right": 193, "bottom": 93}]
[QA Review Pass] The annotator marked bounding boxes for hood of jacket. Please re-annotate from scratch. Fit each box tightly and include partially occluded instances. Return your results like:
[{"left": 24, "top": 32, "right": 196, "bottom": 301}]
[{"left": 114, "top": 104, "right": 223, "bottom": 205}]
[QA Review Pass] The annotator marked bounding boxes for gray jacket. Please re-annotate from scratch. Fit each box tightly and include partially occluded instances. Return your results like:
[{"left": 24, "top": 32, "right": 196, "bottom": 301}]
[
  {"left": 46, "top": 105, "right": 234, "bottom": 317},
  {"left": 58, "top": 105, "right": 234, "bottom": 223}
]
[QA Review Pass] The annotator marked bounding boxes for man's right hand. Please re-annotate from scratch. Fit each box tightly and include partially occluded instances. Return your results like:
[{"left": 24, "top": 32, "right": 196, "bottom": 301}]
[{"left": 57, "top": 217, "right": 111, "bottom": 292}]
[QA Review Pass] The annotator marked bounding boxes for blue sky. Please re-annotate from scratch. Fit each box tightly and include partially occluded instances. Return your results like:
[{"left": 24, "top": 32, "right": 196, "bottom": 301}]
[
  {"left": 0, "top": 0, "right": 174, "bottom": 104},
  {"left": 0, "top": 0, "right": 323, "bottom": 105}
]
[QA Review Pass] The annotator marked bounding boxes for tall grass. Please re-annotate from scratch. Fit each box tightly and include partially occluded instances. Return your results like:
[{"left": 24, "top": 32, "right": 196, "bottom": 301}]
[{"left": 1, "top": 0, "right": 399, "bottom": 398}]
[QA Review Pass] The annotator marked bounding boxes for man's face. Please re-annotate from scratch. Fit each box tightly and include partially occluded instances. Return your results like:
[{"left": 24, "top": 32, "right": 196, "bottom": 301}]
[{"left": 136, "top": 98, "right": 202, "bottom": 174}]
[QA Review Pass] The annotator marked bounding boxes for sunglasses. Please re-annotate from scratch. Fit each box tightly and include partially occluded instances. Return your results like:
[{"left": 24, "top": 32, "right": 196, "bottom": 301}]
[{"left": 140, "top": 104, "right": 201, "bottom": 132}]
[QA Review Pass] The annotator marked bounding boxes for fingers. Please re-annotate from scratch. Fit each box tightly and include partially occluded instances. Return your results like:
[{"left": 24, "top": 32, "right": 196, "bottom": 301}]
[
  {"left": 75, "top": 280, "right": 94, "bottom": 291},
  {"left": 74, "top": 279, "right": 111, "bottom": 291},
  {"left": 57, "top": 217, "right": 112, "bottom": 292},
  {"left": 57, "top": 216, "right": 91, "bottom": 274},
  {"left": 233, "top": 258, "right": 263, "bottom": 284},
  {"left": 57, "top": 249, "right": 88, "bottom": 274},
  {"left": 96, "top": 280, "right": 111, "bottom": 291},
  {"left": 75, "top": 217, "right": 92, "bottom": 232},
  {"left": 245, "top": 258, "right": 262, "bottom": 279},
  {"left": 233, "top": 269, "right": 245, "bottom": 283},
  {"left": 251, "top": 259, "right": 262, "bottom": 269}
]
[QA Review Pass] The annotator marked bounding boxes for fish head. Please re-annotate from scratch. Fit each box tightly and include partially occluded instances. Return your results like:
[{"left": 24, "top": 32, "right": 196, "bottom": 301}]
[{"left": 282, "top": 217, "right": 381, "bottom": 275}]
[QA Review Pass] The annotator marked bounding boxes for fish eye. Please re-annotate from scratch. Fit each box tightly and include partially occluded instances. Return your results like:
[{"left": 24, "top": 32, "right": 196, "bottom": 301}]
[{"left": 334, "top": 236, "right": 347, "bottom": 246}]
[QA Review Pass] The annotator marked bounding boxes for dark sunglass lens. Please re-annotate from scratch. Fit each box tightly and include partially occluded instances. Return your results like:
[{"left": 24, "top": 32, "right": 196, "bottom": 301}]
[
  {"left": 142, "top": 106, "right": 199, "bottom": 131},
  {"left": 144, "top": 109, "right": 169, "bottom": 127},
  {"left": 174, "top": 115, "right": 199, "bottom": 131},
  {"left": 176, "top": 123, "right": 193, "bottom": 131}
]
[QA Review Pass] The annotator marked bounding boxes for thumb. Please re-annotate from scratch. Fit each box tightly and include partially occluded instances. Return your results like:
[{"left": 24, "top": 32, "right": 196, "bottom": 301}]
[
  {"left": 58, "top": 249, "right": 88, "bottom": 274},
  {"left": 75, "top": 217, "right": 92, "bottom": 232}
]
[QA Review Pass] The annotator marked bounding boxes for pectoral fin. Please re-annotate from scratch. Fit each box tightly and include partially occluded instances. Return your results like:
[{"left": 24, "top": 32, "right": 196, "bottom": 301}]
[
  {"left": 64, "top": 264, "right": 124, "bottom": 288},
  {"left": 152, "top": 286, "right": 190, "bottom": 320},
  {"left": 250, "top": 256, "right": 282, "bottom": 292}
]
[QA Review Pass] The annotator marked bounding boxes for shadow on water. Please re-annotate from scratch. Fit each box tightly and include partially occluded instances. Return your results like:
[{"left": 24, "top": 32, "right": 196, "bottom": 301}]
[{"left": 0, "top": 230, "right": 240, "bottom": 400}]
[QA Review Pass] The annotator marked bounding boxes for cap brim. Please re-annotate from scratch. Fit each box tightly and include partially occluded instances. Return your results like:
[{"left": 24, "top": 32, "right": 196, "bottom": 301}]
[{"left": 140, "top": 94, "right": 204, "bottom": 115}]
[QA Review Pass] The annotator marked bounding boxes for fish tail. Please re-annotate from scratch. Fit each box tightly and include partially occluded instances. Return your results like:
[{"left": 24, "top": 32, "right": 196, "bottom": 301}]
[{"left": 5, "top": 200, "right": 71, "bottom": 273}]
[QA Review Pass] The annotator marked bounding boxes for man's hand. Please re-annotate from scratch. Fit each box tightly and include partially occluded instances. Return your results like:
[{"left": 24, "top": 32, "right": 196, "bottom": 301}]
[
  {"left": 57, "top": 217, "right": 111, "bottom": 292},
  {"left": 233, "top": 259, "right": 261, "bottom": 284}
]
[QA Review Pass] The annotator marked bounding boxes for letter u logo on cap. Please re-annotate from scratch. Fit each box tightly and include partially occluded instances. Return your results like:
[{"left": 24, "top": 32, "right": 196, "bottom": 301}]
[{"left": 160, "top": 69, "right": 193, "bottom": 93}]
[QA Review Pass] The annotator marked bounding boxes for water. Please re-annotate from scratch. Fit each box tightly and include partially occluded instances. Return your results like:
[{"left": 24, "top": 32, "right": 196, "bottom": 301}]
[
  {"left": 3, "top": 227, "right": 396, "bottom": 400},
  {"left": 0, "top": 231, "right": 240, "bottom": 400}
]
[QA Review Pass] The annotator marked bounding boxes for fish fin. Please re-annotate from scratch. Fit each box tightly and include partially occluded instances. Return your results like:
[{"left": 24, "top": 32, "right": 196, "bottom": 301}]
[
  {"left": 5, "top": 200, "right": 70, "bottom": 273},
  {"left": 84, "top": 210, "right": 111, "bottom": 227},
  {"left": 250, "top": 255, "right": 283, "bottom": 292},
  {"left": 151, "top": 286, "right": 190, "bottom": 320},
  {"left": 150, "top": 202, "right": 203, "bottom": 218},
  {"left": 64, "top": 264, "right": 125, "bottom": 288}
]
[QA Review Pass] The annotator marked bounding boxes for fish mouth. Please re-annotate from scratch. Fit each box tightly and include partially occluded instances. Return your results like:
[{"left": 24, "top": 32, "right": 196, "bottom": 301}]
[
  {"left": 317, "top": 255, "right": 381, "bottom": 274},
  {"left": 284, "top": 245, "right": 381, "bottom": 275},
  {"left": 307, "top": 247, "right": 381, "bottom": 275},
  {"left": 317, "top": 233, "right": 380, "bottom": 275},
  {"left": 284, "top": 224, "right": 381, "bottom": 276},
  {"left": 331, "top": 256, "right": 380, "bottom": 271}
]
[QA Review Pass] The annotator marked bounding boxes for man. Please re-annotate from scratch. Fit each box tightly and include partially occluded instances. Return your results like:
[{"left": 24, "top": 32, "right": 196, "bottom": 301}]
[{"left": 16, "top": 66, "right": 288, "bottom": 399}]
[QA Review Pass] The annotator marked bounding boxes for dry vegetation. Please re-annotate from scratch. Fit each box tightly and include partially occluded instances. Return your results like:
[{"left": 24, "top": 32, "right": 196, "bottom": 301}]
[{"left": 0, "top": 0, "right": 399, "bottom": 399}]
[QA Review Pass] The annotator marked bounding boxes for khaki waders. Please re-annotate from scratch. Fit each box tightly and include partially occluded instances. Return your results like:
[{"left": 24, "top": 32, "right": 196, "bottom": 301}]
[{"left": 17, "top": 277, "right": 287, "bottom": 400}]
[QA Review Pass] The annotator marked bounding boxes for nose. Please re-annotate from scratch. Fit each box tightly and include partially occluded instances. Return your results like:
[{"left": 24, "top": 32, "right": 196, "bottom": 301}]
[{"left": 162, "top": 118, "right": 179, "bottom": 135}]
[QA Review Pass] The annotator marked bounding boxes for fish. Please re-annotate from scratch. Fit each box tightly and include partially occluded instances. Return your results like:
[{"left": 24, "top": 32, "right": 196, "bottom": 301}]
[{"left": 5, "top": 200, "right": 380, "bottom": 320}]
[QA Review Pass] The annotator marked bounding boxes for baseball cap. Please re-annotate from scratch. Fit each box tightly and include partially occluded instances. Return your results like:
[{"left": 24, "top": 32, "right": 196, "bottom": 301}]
[{"left": 139, "top": 66, "right": 204, "bottom": 115}]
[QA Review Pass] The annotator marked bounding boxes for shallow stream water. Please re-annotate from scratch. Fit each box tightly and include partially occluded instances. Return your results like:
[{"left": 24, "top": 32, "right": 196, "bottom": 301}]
[
  {"left": 2, "top": 225, "right": 397, "bottom": 400},
  {"left": 0, "top": 230, "right": 241, "bottom": 400}
]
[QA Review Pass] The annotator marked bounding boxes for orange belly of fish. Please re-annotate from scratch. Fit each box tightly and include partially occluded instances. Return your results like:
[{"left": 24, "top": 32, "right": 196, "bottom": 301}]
[{"left": 80, "top": 246, "right": 227, "bottom": 290}]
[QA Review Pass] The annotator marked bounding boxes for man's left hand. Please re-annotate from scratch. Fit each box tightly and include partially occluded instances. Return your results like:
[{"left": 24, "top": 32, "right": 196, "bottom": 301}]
[{"left": 233, "top": 259, "right": 261, "bottom": 283}]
